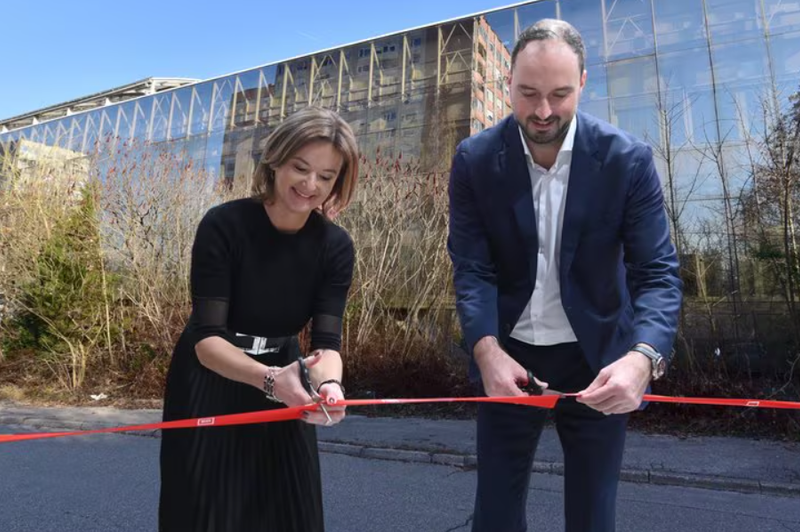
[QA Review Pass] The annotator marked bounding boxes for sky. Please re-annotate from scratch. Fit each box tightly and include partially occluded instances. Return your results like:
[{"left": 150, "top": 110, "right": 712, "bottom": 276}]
[{"left": 0, "top": 0, "right": 515, "bottom": 120}]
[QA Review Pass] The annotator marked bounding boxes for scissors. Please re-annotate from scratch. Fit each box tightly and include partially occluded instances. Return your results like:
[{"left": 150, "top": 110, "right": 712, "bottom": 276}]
[
  {"left": 519, "top": 369, "right": 544, "bottom": 395},
  {"left": 519, "top": 369, "right": 567, "bottom": 396},
  {"left": 297, "top": 356, "right": 333, "bottom": 424}
]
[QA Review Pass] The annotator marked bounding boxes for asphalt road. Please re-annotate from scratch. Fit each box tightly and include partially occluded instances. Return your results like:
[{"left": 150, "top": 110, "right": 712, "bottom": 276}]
[{"left": 2, "top": 425, "right": 799, "bottom": 531}]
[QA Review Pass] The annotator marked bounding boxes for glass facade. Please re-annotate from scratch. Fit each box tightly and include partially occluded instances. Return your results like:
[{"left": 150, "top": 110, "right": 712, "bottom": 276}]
[{"left": 2, "top": 0, "right": 800, "bottom": 295}]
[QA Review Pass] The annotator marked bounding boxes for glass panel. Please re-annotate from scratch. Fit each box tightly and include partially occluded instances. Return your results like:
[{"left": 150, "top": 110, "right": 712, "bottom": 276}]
[
  {"left": 68, "top": 115, "right": 86, "bottom": 152},
  {"left": 607, "top": 56, "right": 660, "bottom": 140},
  {"left": 581, "top": 99, "right": 610, "bottom": 122},
  {"left": 483, "top": 9, "right": 515, "bottom": 55},
  {"left": 169, "top": 87, "right": 193, "bottom": 140},
  {"left": 438, "top": 20, "right": 474, "bottom": 89},
  {"left": 205, "top": 129, "right": 225, "bottom": 175},
  {"left": 149, "top": 93, "right": 171, "bottom": 142},
  {"left": 130, "top": 99, "right": 152, "bottom": 141},
  {"left": 581, "top": 62, "right": 609, "bottom": 122},
  {"left": 720, "top": 142, "right": 753, "bottom": 193},
  {"left": 657, "top": 48, "right": 718, "bottom": 144},
  {"left": 515, "top": 1, "right": 558, "bottom": 34},
  {"left": 603, "top": 0, "right": 655, "bottom": 60},
  {"left": 680, "top": 198, "right": 729, "bottom": 253},
  {"left": 670, "top": 147, "right": 724, "bottom": 201},
  {"left": 97, "top": 108, "right": 118, "bottom": 150},
  {"left": 584, "top": 62, "right": 608, "bottom": 100},
  {"left": 28, "top": 125, "right": 43, "bottom": 144},
  {"left": 705, "top": 0, "right": 766, "bottom": 44},
  {"left": 712, "top": 38, "right": 772, "bottom": 140},
  {"left": 609, "top": 93, "right": 660, "bottom": 143},
  {"left": 764, "top": 0, "right": 800, "bottom": 34},
  {"left": 54, "top": 119, "right": 71, "bottom": 149},
  {"left": 210, "top": 76, "right": 236, "bottom": 133},
  {"left": 319, "top": 53, "right": 342, "bottom": 108},
  {"left": 607, "top": 55, "right": 658, "bottom": 97},
  {"left": 40, "top": 123, "right": 55, "bottom": 147},
  {"left": 229, "top": 70, "right": 261, "bottom": 128},
  {"left": 255, "top": 66, "right": 279, "bottom": 126},
  {"left": 560, "top": 0, "right": 605, "bottom": 65},
  {"left": 188, "top": 82, "right": 214, "bottom": 135},
  {"left": 652, "top": 0, "right": 708, "bottom": 53},
  {"left": 83, "top": 110, "right": 102, "bottom": 153},
  {"left": 115, "top": 101, "right": 135, "bottom": 141},
  {"left": 769, "top": 30, "right": 800, "bottom": 84},
  {"left": 185, "top": 134, "right": 208, "bottom": 164}
]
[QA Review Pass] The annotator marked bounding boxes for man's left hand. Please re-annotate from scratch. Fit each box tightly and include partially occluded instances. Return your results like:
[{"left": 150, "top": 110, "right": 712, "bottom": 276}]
[{"left": 576, "top": 351, "right": 652, "bottom": 415}]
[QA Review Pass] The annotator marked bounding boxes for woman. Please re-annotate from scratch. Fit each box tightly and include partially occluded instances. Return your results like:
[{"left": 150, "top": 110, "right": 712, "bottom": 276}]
[{"left": 159, "top": 106, "right": 360, "bottom": 532}]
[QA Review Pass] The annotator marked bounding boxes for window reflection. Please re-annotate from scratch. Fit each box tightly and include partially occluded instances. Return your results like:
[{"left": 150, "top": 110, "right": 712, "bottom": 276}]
[
  {"left": 768, "top": 30, "right": 800, "bottom": 82},
  {"left": 560, "top": 0, "right": 605, "bottom": 64},
  {"left": 610, "top": 93, "right": 660, "bottom": 144},
  {"left": 607, "top": 53, "right": 660, "bottom": 143},
  {"left": 652, "top": 0, "right": 707, "bottom": 53},
  {"left": 97, "top": 108, "right": 117, "bottom": 150},
  {"left": 169, "top": 88, "right": 193, "bottom": 140},
  {"left": 67, "top": 115, "right": 86, "bottom": 153},
  {"left": 607, "top": 56, "right": 658, "bottom": 97},
  {"left": 483, "top": 10, "right": 515, "bottom": 55},
  {"left": 515, "top": 1, "right": 558, "bottom": 35},
  {"left": 603, "top": 0, "right": 655, "bottom": 60},
  {"left": 210, "top": 77, "right": 235, "bottom": 133},
  {"left": 705, "top": 0, "right": 766, "bottom": 44},
  {"left": 149, "top": 94, "right": 171, "bottom": 142},
  {"left": 52, "top": 121, "right": 70, "bottom": 149},
  {"left": 764, "top": 0, "right": 800, "bottom": 34},
  {"left": 712, "top": 38, "right": 772, "bottom": 140},
  {"left": 1, "top": 0, "right": 799, "bottom": 214},
  {"left": 657, "top": 49, "right": 717, "bottom": 144},
  {"left": 188, "top": 82, "right": 213, "bottom": 135}
]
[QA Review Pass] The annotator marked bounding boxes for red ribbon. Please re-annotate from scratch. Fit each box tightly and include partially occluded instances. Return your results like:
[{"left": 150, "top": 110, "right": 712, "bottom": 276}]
[{"left": 1, "top": 393, "right": 797, "bottom": 444}]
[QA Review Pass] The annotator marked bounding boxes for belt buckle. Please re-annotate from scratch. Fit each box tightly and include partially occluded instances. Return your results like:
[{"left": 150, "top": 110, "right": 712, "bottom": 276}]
[{"left": 236, "top": 333, "right": 278, "bottom": 355}]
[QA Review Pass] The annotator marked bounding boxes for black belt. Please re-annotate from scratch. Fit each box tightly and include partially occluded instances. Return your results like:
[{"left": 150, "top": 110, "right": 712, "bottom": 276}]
[{"left": 229, "top": 332, "right": 292, "bottom": 355}]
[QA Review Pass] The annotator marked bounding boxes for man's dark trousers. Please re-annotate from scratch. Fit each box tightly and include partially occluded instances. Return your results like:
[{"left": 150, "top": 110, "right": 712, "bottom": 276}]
[{"left": 471, "top": 339, "right": 629, "bottom": 532}]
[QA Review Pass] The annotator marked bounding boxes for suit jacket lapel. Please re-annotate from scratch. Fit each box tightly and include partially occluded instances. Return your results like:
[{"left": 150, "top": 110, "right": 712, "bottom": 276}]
[
  {"left": 500, "top": 117, "right": 539, "bottom": 284},
  {"left": 560, "top": 112, "right": 602, "bottom": 280}
]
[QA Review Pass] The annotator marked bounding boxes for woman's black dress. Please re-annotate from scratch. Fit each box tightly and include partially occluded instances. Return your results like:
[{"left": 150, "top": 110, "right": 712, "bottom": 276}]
[{"left": 158, "top": 197, "right": 354, "bottom": 532}]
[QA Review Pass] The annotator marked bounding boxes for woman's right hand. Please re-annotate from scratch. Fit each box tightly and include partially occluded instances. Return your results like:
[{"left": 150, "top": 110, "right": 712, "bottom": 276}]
[{"left": 269, "top": 353, "right": 323, "bottom": 407}]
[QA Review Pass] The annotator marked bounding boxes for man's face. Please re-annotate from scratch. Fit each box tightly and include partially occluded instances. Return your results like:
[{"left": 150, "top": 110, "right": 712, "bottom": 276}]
[{"left": 508, "top": 39, "right": 586, "bottom": 146}]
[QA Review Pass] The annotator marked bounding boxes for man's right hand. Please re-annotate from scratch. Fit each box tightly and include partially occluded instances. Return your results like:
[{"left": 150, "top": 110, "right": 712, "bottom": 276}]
[{"left": 473, "top": 336, "right": 548, "bottom": 397}]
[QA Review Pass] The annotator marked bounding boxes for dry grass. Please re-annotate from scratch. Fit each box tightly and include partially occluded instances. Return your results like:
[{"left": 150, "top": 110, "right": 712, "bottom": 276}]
[{"left": 1, "top": 138, "right": 469, "bottom": 403}]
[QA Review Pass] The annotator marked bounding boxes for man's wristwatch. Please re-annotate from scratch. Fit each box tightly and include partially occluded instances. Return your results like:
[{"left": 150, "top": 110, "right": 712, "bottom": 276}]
[{"left": 630, "top": 343, "right": 666, "bottom": 380}]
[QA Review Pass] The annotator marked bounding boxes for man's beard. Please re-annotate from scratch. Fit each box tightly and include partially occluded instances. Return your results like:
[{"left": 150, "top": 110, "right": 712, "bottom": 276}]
[{"left": 521, "top": 116, "right": 571, "bottom": 146}]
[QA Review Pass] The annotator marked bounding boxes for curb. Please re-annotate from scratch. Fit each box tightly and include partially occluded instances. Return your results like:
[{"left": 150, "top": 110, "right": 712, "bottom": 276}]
[
  {"left": 3, "top": 415, "right": 799, "bottom": 498},
  {"left": 318, "top": 442, "right": 800, "bottom": 498}
]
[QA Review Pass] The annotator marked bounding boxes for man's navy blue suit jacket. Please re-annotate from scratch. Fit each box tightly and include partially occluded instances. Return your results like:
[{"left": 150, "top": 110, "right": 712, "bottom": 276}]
[{"left": 447, "top": 111, "right": 683, "bottom": 379}]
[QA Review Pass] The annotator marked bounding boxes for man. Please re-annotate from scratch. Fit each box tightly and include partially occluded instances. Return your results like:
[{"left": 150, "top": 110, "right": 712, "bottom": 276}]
[{"left": 447, "top": 19, "right": 683, "bottom": 532}]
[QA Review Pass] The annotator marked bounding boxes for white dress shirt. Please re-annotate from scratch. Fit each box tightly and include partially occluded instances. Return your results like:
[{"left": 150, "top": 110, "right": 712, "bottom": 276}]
[{"left": 509, "top": 116, "right": 578, "bottom": 346}]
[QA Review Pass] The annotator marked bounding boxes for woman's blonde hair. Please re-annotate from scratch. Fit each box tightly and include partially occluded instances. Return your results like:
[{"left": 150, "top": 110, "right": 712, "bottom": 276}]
[{"left": 251, "top": 106, "right": 360, "bottom": 217}]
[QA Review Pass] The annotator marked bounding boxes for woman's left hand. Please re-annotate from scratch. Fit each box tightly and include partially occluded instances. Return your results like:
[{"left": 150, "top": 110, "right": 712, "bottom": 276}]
[{"left": 302, "top": 382, "right": 347, "bottom": 427}]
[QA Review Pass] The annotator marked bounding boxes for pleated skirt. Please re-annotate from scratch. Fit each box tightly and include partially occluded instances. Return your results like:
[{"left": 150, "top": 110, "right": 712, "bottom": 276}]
[{"left": 158, "top": 336, "right": 323, "bottom": 532}]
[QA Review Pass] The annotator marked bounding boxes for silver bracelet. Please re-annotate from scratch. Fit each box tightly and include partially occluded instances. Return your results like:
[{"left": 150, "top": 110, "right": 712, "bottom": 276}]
[{"left": 262, "top": 366, "right": 280, "bottom": 402}]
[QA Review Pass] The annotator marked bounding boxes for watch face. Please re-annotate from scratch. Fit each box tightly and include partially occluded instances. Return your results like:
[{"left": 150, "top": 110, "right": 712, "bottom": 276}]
[{"left": 654, "top": 357, "right": 666, "bottom": 378}]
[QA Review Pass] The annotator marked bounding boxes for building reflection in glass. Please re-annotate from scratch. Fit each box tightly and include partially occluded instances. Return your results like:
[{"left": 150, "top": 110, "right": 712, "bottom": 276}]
[{"left": 2, "top": 0, "right": 800, "bottom": 298}]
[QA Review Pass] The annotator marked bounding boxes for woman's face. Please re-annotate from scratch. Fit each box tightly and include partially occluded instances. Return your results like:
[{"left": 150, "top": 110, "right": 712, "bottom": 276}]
[{"left": 272, "top": 140, "right": 343, "bottom": 216}]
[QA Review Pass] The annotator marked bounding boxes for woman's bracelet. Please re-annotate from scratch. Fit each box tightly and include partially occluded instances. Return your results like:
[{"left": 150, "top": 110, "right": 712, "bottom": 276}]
[
  {"left": 316, "top": 379, "right": 345, "bottom": 396},
  {"left": 263, "top": 366, "right": 280, "bottom": 402}
]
